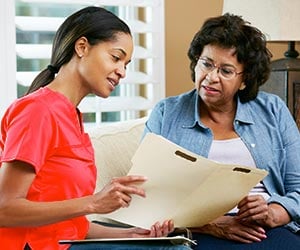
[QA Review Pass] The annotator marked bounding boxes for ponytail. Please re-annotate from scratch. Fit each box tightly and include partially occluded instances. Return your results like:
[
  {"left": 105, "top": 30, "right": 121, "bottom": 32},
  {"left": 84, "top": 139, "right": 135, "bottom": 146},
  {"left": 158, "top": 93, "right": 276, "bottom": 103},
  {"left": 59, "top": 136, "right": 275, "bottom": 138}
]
[{"left": 26, "top": 65, "right": 58, "bottom": 95}]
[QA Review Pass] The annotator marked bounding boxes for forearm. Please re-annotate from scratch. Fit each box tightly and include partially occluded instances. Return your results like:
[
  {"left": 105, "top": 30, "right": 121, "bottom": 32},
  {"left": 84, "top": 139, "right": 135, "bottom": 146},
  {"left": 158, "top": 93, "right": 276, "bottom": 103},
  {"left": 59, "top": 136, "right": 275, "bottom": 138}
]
[
  {"left": 0, "top": 195, "right": 94, "bottom": 227},
  {"left": 86, "top": 222, "right": 134, "bottom": 239},
  {"left": 86, "top": 220, "right": 174, "bottom": 239}
]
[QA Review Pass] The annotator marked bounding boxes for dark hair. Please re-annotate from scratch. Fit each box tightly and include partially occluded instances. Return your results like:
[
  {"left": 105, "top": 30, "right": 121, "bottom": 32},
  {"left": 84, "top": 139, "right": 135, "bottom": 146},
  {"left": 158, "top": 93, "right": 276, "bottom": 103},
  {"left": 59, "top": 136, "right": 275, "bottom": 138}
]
[
  {"left": 26, "top": 6, "right": 131, "bottom": 94},
  {"left": 187, "top": 13, "right": 272, "bottom": 103}
]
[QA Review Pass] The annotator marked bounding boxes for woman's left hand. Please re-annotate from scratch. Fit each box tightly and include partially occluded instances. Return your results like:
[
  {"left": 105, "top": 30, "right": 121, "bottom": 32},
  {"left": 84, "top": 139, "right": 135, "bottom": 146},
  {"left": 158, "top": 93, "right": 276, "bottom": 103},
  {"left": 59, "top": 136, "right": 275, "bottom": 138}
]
[
  {"left": 237, "top": 195, "right": 291, "bottom": 228},
  {"left": 129, "top": 220, "right": 174, "bottom": 238},
  {"left": 237, "top": 195, "right": 268, "bottom": 223}
]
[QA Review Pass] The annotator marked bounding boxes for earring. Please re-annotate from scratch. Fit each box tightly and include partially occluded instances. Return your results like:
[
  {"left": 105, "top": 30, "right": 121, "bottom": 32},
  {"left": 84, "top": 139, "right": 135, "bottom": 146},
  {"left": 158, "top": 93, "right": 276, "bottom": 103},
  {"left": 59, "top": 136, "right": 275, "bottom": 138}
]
[
  {"left": 79, "top": 54, "right": 83, "bottom": 58},
  {"left": 239, "top": 84, "right": 246, "bottom": 90}
]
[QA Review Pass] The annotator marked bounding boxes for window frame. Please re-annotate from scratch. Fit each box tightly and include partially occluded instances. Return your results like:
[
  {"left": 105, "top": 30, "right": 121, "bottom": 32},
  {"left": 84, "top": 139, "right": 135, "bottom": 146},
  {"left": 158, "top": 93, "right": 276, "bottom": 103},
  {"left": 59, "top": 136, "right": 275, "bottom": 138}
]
[{"left": 1, "top": 0, "right": 166, "bottom": 125}]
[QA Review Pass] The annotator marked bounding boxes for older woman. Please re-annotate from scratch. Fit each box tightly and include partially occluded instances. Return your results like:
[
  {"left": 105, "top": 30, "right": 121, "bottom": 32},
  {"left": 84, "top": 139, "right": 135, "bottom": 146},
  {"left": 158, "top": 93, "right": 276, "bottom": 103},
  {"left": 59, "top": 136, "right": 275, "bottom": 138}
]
[{"left": 143, "top": 13, "right": 300, "bottom": 250}]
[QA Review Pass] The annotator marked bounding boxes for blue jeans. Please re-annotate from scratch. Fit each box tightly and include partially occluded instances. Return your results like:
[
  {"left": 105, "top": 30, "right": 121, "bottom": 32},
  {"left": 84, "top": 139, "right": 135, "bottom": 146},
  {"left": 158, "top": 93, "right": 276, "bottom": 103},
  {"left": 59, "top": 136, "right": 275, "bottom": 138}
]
[
  {"left": 191, "top": 226, "right": 300, "bottom": 250},
  {"left": 69, "top": 242, "right": 192, "bottom": 250}
]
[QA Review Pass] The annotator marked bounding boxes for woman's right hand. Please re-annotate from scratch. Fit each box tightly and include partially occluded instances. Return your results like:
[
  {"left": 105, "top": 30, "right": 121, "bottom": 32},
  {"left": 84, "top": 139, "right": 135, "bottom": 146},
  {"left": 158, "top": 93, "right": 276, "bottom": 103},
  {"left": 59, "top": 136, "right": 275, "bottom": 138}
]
[
  {"left": 91, "top": 175, "right": 147, "bottom": 214},
  {"left": 195, "top": 215, "right": 267, "bottom": 243}
]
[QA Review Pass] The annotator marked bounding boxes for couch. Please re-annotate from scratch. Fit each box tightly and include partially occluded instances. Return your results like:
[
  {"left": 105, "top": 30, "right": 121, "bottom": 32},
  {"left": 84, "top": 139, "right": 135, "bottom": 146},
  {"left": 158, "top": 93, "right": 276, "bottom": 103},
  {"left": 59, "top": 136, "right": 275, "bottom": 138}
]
[{"left": 86, "top": 117, "right": 147, "bottom": 222}]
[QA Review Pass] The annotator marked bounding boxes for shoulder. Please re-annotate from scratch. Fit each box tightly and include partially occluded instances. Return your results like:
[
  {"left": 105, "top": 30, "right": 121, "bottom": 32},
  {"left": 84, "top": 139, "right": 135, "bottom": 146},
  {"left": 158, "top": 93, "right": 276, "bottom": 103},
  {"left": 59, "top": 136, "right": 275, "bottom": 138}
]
[
  {"left": 145, "top": 89, "right": 198, "bottom": 136},
  {"left": 237, "top": 91, "right": 293, "bottom": 125},
  {"left": 255, "top": 91, "right": 286, "bottom": 106},
  {"left": 6, "top": 92, "right": 47, "bottom": 116},
  {"left": 2, "top": 88, "right": 58, "bottom": 128},
  {"left": 240, "top": 91, "right": 295, "bottom": 129},
  {"left": 240, "top": 91, "right": 287, "bottom": 112},
  {"left": 248, "top": 91, "right": 290, "bottom": 115},
  {"left": 148, "top": 89, "right": 197, "bottom": 128}
]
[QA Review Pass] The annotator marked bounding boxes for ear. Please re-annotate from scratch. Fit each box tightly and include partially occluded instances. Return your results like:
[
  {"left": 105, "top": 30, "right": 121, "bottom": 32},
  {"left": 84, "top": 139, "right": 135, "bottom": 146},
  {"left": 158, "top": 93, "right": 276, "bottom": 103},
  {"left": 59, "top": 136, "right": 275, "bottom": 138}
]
[
  {"left": 74, "top": 37, "right": 89, "bottom": 58},
  {"left": 239, "top": 82, "right": 246, "bottom": 90}
]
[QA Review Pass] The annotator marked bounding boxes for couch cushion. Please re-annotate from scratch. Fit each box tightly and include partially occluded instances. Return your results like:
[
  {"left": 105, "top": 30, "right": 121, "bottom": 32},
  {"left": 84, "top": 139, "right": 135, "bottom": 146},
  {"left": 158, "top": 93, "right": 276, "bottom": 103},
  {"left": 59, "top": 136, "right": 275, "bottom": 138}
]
[
  {"left": 87, "top": 117, "right": 147, "bottom": 192},
  {"left": 86, "top": 117, "right": 146, "bottom": 222}
]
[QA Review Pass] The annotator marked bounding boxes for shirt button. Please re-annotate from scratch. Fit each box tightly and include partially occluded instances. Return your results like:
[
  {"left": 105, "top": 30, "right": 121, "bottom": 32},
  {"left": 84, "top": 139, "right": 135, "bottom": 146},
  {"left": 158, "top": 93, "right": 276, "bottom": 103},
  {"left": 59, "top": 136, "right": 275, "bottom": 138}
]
[{"left": 250, "top": 143, "right": 256, "bottom": 148}]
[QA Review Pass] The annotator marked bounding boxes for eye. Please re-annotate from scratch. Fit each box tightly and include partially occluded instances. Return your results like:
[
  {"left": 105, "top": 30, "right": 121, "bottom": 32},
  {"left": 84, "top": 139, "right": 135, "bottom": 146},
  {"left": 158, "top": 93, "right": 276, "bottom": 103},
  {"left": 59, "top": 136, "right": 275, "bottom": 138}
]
[
  {"left": 220, "top": 67, "right": 234, "bottom": 76},
  {"left": 201, "top": 60, "right": 213, "bottom": 70},
  {"left": 112, "top": 55, "right": 120, "bottom": 62}
]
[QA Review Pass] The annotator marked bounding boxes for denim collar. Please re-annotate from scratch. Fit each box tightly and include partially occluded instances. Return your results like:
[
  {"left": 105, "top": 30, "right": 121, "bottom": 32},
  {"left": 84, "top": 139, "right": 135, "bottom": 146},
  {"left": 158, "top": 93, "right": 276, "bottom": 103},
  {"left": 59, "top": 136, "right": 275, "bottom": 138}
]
[{"left": 182, "top": 89, "right": 254, "bottom": 129}]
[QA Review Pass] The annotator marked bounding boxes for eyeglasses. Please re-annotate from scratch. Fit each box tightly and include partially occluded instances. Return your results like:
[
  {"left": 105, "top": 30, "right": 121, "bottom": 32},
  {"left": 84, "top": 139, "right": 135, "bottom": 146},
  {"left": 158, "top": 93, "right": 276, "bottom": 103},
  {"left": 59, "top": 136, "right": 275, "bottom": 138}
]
[{"left": 197, "top": 57, "right": 243, "bottom": 80}]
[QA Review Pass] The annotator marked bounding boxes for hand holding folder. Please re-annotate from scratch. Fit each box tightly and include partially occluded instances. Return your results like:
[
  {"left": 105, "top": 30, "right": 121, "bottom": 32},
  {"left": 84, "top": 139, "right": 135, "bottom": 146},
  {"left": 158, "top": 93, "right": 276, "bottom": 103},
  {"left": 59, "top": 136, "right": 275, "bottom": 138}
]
[{"left": 103, "top": 133, "right": 268, "bottom": 229}]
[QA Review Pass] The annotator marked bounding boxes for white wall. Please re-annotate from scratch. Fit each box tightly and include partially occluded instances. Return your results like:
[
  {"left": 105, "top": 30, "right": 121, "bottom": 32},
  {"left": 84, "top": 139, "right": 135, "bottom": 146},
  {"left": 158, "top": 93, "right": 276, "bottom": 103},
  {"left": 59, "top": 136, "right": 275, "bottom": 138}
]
[{"left": 0, "top": 0, "right": 17, "bottom": 118}]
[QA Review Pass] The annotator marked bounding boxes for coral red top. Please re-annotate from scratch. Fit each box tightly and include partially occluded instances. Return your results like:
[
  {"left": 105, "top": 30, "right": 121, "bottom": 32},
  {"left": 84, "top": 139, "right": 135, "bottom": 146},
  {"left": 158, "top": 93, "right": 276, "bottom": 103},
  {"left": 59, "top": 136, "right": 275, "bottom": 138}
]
[{"left": 0, "top": 88, "right": 97, "bottom": 250}]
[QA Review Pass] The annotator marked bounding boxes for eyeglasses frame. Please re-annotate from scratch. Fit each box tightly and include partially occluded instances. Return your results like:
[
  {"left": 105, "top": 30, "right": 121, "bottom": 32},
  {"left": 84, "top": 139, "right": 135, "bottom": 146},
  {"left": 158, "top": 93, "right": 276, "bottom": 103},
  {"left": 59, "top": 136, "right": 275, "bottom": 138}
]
[{"left": 197, "top": 57, "right": 243, "bottom": 80}]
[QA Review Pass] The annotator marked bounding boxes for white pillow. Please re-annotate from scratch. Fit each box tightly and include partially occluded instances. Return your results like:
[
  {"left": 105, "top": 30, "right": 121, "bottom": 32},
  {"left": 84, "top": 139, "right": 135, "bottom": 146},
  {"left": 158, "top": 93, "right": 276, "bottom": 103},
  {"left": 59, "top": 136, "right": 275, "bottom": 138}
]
[
  {"left": 87, "top": 117, "right": 147, "bottom": 192},
  {"left": 86, "top": 117, "right": 146, "bottom": 223}
]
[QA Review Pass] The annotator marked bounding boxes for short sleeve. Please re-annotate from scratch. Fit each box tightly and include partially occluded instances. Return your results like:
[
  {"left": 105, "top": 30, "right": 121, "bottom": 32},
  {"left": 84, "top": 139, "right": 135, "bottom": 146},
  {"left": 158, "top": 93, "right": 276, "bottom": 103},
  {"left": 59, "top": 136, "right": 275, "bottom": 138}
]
[{"left": 1, "top": 98, "right": 56, "bottom": 172}]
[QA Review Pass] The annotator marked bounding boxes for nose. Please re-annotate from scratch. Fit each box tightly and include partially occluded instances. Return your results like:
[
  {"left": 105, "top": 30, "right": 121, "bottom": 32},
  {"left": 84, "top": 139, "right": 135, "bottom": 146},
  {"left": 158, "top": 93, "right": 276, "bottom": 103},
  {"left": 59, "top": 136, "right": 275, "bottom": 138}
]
[
  {"left": 207, "top": 67, "right": 220, "bottom": 80},
  {"left": 116, "top": 65, "right": 126, "bottom": 79}
]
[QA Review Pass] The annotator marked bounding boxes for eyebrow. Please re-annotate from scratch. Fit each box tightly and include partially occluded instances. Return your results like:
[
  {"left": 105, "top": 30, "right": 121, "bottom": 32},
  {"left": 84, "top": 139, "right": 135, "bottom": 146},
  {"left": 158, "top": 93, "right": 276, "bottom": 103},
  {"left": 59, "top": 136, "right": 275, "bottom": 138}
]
[
  {"left": 202, "top": 57, "right": 236, "bottom": 68},
  {"left": 114, "top": 48, "right": 127, "bottom": 56}
]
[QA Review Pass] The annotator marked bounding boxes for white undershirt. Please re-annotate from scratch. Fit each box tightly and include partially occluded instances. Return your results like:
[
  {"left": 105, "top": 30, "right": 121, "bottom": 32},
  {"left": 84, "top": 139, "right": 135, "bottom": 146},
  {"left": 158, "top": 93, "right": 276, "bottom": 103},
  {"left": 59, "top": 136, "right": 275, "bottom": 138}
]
[{"left": 208, "top": 137, "right": 270, "bottom": 214}]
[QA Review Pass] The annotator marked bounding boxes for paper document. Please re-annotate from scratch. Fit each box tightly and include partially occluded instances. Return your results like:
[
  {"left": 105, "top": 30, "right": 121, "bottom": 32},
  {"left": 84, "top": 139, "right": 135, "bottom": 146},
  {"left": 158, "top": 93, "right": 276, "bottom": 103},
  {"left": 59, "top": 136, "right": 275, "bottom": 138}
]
[
  {"left": 103, "top": 133, "right": 268, "bottom": 229},
  {"left": 59, "top": 236, "right": 196, "bottom": 246}
]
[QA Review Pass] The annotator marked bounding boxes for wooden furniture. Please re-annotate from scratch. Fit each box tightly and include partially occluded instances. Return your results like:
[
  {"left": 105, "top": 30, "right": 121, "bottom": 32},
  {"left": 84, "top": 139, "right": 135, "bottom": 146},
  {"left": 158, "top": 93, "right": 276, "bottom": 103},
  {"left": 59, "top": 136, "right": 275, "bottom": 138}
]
[{"left": 260, "top": 58, "right": 300, "bottom": 129}]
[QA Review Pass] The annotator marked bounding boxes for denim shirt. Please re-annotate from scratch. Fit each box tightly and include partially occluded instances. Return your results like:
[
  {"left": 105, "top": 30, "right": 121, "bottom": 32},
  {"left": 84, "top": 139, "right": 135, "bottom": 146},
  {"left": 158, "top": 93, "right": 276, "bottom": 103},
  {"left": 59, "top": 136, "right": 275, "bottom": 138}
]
[{"left": 143, "top": 89, "right": 300, "bottom": 232}]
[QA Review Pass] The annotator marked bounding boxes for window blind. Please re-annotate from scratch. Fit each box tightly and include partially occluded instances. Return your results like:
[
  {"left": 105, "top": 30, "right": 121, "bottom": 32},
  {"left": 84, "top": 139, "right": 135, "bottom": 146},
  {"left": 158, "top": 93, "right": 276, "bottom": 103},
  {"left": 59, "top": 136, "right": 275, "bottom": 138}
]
[{"left": 1, "top": 0, "right": 165, "bottom": 125}]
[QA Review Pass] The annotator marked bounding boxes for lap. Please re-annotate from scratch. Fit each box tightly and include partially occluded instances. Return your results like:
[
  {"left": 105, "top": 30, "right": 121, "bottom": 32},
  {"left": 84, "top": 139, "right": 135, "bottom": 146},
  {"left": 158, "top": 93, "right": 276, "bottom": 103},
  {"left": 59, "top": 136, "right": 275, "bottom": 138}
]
[
  {"left": 69, "top": 241, "right": 192, "bottom": 250},
  {"left": 69, "top": 221, "right": 192, "bottom": 249},
  {"left": 192, "top": 227, "right": 300, "bottom": 250}
]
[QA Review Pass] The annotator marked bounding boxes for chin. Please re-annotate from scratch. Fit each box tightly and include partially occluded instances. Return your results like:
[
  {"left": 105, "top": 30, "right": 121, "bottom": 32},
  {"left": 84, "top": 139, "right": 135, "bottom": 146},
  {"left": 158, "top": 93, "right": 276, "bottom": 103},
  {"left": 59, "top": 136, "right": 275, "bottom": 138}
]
[{"left": 94, "top": 91, "right": 110, "bottom": 98}]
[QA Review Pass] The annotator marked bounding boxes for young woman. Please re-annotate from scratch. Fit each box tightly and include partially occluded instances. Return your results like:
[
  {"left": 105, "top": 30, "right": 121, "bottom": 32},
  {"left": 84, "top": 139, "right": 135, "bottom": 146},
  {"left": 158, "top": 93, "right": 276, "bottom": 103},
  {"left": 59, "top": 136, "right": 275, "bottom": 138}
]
[{"left": 0, "top": 6, "right": 186, "bottom": 250}]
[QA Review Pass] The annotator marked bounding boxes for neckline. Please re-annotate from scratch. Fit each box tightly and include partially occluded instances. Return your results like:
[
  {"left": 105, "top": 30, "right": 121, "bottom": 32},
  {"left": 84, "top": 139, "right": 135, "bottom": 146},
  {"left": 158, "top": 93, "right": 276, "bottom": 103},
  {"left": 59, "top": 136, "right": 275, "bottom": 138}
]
[{"left": 212, "top": 137, "right": 241, "bottom": 143}]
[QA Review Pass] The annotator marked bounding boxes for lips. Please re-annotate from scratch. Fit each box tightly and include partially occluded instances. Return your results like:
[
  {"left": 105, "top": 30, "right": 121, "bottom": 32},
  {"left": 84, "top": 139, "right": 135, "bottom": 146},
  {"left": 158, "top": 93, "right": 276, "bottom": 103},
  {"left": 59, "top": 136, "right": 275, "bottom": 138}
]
[
  {"left": 203, "top": 85, "right": 219, "bottom": 93},
  {"left": 108, "top": 78, "right": 119, "bottom": 89}
]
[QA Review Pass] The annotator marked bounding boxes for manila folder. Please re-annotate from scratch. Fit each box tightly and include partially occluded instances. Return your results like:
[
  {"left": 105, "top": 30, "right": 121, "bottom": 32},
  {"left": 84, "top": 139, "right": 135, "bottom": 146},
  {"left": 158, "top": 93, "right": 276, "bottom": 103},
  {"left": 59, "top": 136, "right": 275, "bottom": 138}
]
[{"left": 103, "top": 133, "right": 268, "bottom": 229}]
